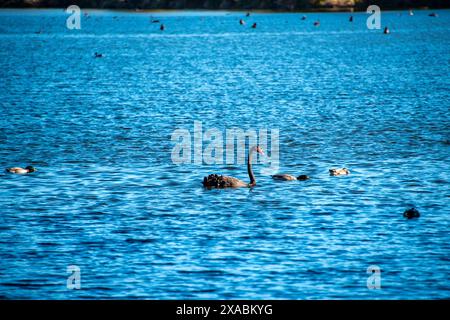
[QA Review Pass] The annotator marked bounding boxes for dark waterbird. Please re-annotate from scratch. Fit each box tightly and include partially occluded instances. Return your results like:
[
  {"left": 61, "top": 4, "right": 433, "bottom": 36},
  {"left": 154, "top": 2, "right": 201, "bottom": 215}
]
[
  {"left": 403, "top": 208, "right": 420, "bottom": 219},
  {"left": 202, "top": 146, "right": 264, "bottom": 189}
]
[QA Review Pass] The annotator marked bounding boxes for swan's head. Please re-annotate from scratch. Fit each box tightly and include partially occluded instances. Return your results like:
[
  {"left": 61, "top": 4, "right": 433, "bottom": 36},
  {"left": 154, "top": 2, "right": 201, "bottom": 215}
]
[{"left": 255, "top": 145, "right": 264, "bottom": 155}]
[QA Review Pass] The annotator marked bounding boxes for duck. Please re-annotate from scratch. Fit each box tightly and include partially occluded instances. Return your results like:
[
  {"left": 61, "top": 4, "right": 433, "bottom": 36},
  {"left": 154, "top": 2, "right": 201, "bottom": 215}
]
[
  {"left": 313, "top": 20, "right": 320, "bottom": 27},
  {"left": 329, "top": 168, "right": 350, "bottom": 176},
  {"left": 383, "top": 26, "right": 390, "bottom": 34},
  {"left": 272, "top": 174, "right": 309, "bottom": 181},
  {"left": 403, "top": 208, "right": 420, "bottom": 219},
  {"left": 94, "top": 52, "right": 103, "bottom": 58},
  {"left": 6, "top": 166, "right": 37, "bottom": 174},
  {"left": 251, "top": 23, "right": 257, "bottom": 29},
  {"left": 239, "top": 19, "right": 245, "bottom": 25},
  {"left": 160, "top": 24, "right": 165, "bottom": 31},
  {"left": 301, "top": 15, "right": 307, "bottom": 21}
]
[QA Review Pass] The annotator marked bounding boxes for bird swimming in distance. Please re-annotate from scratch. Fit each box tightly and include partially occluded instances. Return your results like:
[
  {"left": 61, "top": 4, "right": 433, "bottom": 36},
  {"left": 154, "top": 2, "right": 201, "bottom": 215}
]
[
  {"left": 313, "top": 20, "right": 320, "bottom": 27},
  {"left": 429, "top": 12, "right": 438, "bottom": 17},
  {"left": 349, "top": 15, "right": 353, "bottom": 22},
  {"left": 272, "top": 174, "right": 310, "bottom": 181},
  {"left": 329, "top": 168, "right": 350, "bottom": 176},
  {"left": 251, "top": 22, "right": 257, "bottom": 29},
  {"left": 202, "top": 145, "right": 264, "bottom": 189},
  {"left": 403, "top": 208, "right": 420, "bottom": 219},
  {"left": 301, "top": 15, "right": 307, "bottom": 21},
  {"left": 246, "top": 12, "right": 250, "bottom": 17},
  {"left": 94, "top": 52, "right": 103, "bottom": 58},
  {"left": 6, "top": 166, "right": 37, "bottom": 174},
  {"left": 239, "top": 19, "right": 245, "bottom": 25},
  {"left": 160, "top": 24, "right": 165, "bottom": 31},
  {"left": 383, "top": 26, "right": 390, "bottom": 34}
]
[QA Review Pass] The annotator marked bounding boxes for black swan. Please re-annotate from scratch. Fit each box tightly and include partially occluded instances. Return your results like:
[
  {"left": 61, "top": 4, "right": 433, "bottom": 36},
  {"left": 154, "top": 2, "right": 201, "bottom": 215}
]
[{"left": 202, "top": 146, "right": 264, "bottom": 188}]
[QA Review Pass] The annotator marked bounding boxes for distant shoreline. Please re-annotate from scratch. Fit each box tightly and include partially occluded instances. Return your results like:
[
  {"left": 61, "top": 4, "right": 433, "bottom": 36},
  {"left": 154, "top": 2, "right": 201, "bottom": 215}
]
[
  {"left": 2, "top": 0, "right": 450, "bottom": 11},
  {"left": 0, "top": 7, "right": 448, "bottom": 13}
]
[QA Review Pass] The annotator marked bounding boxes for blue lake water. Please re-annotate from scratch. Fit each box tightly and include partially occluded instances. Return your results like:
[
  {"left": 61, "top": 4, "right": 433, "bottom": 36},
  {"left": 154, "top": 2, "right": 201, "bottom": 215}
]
[{"left": 0, "top": 9, "right": 449, "bottom": 299}]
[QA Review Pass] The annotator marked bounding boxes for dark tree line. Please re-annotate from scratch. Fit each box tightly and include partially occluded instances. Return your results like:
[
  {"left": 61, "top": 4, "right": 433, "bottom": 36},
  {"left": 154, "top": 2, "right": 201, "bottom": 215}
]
[{"left": 1, "top": 0, "right": 449, "bottom": 10}]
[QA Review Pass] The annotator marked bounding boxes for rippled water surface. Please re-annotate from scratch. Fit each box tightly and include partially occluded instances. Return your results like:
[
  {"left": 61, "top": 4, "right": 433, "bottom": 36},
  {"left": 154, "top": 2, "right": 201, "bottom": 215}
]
[{"left": 0, "top": 9, "right": 449, "bottom": 299}]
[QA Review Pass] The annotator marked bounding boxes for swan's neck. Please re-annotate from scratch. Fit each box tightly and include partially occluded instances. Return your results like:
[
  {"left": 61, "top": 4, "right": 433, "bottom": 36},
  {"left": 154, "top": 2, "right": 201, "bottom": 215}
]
[{"left": 247, "top": 148, "right": 256, "bottom": 186}]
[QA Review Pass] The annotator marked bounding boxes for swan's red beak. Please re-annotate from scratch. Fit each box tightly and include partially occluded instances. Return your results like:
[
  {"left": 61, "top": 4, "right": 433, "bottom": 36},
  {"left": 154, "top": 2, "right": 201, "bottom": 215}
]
[{"left": 256, "top": 146, "right": 264, "bottom": 155}]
